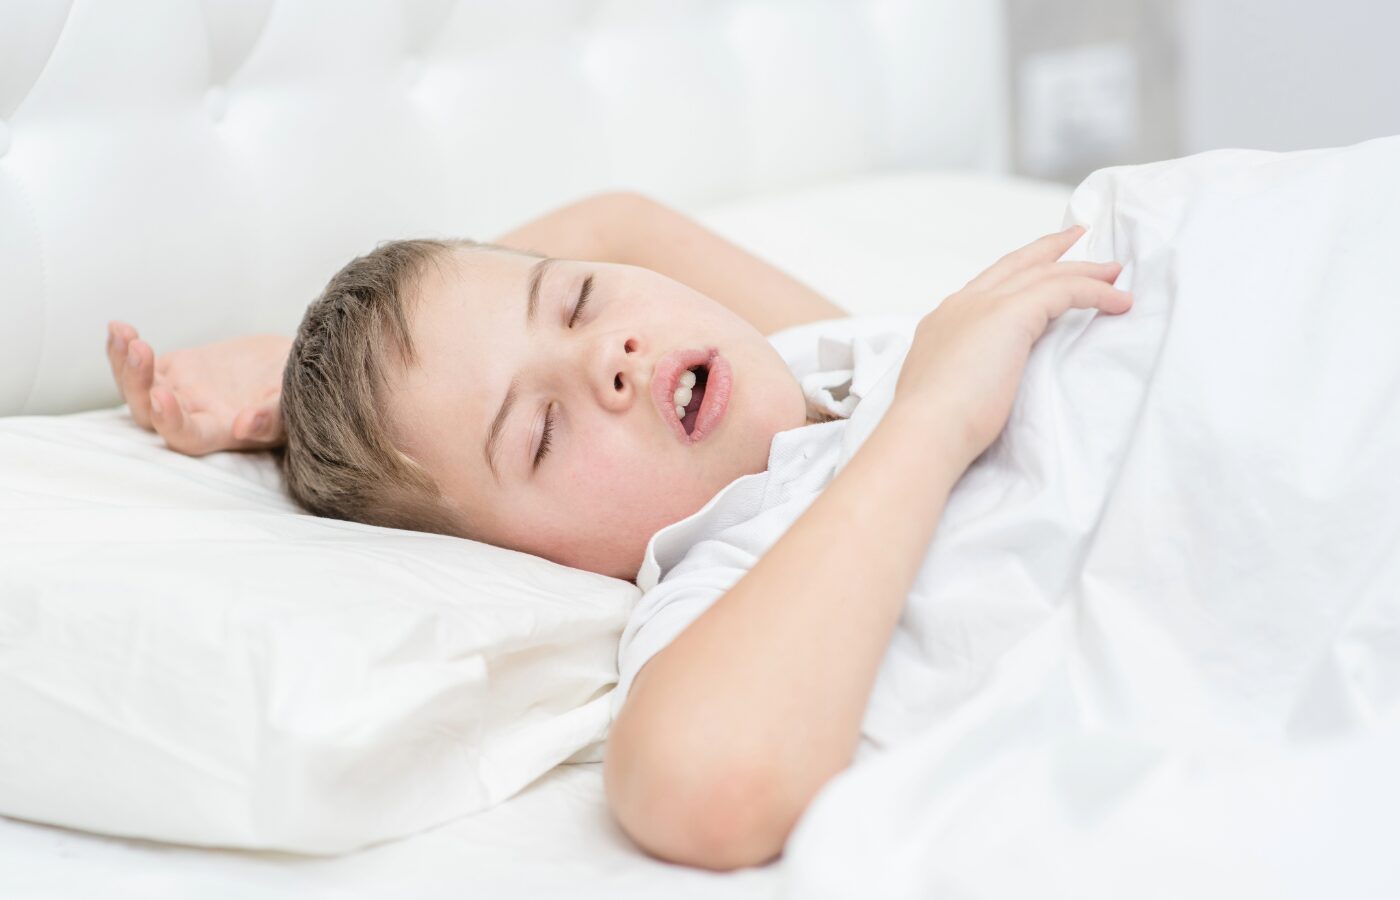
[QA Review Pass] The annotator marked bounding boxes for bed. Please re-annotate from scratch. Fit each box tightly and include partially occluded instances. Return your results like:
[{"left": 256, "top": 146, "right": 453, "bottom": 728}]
[
  {"left": 0, "top": 170, "right": 1072, "bottom": 899},
  {"left": 0, "top": 2, "right": 1077, "bottom": 896}
]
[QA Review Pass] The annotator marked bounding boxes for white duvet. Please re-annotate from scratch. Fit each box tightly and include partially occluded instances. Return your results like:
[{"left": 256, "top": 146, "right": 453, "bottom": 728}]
[{"left": 784, "top": 138, "right": 1400, "bottom": 899}]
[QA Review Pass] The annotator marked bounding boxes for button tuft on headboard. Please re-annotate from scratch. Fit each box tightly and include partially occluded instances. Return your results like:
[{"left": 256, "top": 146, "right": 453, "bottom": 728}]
[
  {"left": 0, "top": 0, "right": 1008, "bottom": 416},
  {"left": 0, "top": 0, "right": 75, "bottom": 120},
  {"left": 197, "top": 0, "right": 274, "bottom": 85}
]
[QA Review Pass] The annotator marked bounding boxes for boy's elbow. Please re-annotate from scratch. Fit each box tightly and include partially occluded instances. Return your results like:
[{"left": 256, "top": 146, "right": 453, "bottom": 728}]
[
  {"left": 591, "top": 188, "right": 654, "bottom": 211},
  {"left": 605, "top": 742, "right": 789, "bottom": 871},
  {"left": 588, "top": 188, "right": 669, "bottom": 230},
  {"left": 675, "top": 765, "right": 790, "bottom": 870}
]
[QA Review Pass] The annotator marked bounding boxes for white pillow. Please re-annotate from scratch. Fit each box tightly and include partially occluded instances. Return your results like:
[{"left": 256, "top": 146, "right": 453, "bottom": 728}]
[{"left": 0, "top": 409, "right": 638, "bottom": 853}]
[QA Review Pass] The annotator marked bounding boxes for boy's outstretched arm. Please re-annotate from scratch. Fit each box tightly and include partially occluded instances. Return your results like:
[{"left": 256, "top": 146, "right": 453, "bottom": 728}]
[
  {"left": 110, "top": 191, "right": 842, "bottom": 455},
  {"left": 106, "top": 322, "right": 289, "bottom": 455}
]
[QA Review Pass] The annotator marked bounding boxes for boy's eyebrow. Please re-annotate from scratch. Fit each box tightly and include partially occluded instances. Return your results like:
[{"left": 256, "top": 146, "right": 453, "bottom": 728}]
[
  {"left": 483, "top": 257, "right": 555, "bottom": 482},
  {"left": 483, "top": 379, "right": 518, "bottom": 483},
  {"left": 523, "top": 256, "right": 554, "bottom": 328}
]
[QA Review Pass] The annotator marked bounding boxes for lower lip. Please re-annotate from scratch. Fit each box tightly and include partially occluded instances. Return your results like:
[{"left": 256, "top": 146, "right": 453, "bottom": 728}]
[{"left": 688, "top": 353, "right": 731, "bottom": 444}]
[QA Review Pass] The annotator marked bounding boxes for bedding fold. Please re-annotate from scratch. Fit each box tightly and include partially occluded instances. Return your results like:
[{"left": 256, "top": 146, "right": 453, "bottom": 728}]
[{"left": 784, "top": 136, "right": 1400, "bottom": 899}]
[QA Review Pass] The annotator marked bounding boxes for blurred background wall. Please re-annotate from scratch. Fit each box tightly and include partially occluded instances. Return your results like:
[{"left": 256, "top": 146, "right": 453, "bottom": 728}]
[{"left": 1005, "top": 0, "right": 1400, "bottom": 183}]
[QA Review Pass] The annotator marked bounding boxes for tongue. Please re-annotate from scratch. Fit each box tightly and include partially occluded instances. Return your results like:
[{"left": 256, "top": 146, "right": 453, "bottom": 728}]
[{"left": 680, "top": 381, "right": 706, "bottom": 435}]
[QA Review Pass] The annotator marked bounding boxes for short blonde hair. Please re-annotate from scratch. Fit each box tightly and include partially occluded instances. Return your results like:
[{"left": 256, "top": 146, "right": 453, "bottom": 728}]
[{"left": 279, "top": 237, "right": 536, "bottom": 536}]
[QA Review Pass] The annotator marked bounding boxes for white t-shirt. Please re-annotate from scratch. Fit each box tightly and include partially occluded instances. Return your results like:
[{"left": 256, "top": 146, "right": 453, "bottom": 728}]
[{"left": 612, "top": 314, "right": 918, "bottom": 719}]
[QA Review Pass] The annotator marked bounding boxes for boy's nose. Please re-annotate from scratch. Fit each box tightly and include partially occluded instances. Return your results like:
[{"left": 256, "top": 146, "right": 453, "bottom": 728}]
[{"left": 591, "top": 335, "right": 641, "bottom": 412}]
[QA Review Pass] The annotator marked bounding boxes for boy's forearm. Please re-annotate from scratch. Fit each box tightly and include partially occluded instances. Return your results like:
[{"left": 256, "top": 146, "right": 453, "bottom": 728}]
[
  {"left": 492, "top": 192, "right": 631, "bottom": 264},
  {"left": 603, "top": 193, "right": 847, "bottom": 334},
  {"left": 494, "top": 191, "right": 847, "bottom": 334},
  {"left": 606, "top": 400, "right": 968, "bottom": 869}
]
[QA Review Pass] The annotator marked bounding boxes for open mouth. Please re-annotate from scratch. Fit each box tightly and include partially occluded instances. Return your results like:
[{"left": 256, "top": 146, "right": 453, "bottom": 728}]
[
  {"left": 652, "top": 348, "right": 730, "bottom": 445},
  {"left": 678, "top": 364, "right": 709, "bottom": 436}
]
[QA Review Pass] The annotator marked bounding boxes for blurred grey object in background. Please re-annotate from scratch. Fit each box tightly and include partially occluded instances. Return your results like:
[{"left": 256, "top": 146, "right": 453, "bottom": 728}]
[
  {"left": 1007, "top": 0, "right": 1179, "bottom": 183},
  {"left": 1007, "top": 0, "right": 1400, "bottom": 183}
]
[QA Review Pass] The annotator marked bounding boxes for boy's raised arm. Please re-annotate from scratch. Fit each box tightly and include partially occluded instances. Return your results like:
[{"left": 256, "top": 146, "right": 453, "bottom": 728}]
[
  {"left": 494, "top": 191, "right": 848, "bottom": 335},
  {"left": 603, "top": 228, "right": 1132, "bottom": 870}
]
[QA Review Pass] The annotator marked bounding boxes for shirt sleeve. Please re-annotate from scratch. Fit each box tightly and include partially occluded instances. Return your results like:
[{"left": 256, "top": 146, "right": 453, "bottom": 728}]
[{"left": 611, "top": 537, "right": 755, "bottom": 719}]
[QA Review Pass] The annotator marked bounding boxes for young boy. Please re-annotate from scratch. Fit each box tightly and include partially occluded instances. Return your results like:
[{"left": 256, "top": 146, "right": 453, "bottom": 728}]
[{"left": 103, "top": 191, "right": 1129, "bottom": 870}]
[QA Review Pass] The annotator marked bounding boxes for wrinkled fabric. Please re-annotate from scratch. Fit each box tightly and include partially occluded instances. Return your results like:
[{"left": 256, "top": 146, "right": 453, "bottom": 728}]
[
  {"left": 784, "top": 137, "right": 1400, "bottom": 898},
  {"left": 0, "top": 411, "right": 638, "bottom": 853},
  {"left": 614, "top": 315, "right": 915, "bottom": 716}
]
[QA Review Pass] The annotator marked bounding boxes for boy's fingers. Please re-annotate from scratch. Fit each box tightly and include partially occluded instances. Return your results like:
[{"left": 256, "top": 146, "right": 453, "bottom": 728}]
[
  {"left": 149, "top": 387, "right": 220, "bottom": 456},
  {"left": 1039, "top": 276, "right": 1133, "bottom": 318},
  {"left": 105, "top": 322, "right": 134, "bottom": 390},
  {"left": 147, "top": 384, "right": 181, "bottom": 435},
  {"left": 966, "top": 226, "right": 1086, "bottom": 292},
  {"left": 231, "top": 407, "right": 257, "bottom": 443},
  {"left": 122, "top": 338, "right": 156, "bottom": 428},
  {"left": 1002, "top": 260, "right": 1122, "bottom": 295},
  {"left": 180, "top": 411, "right": 227, "bottom": 457},
  {"left": 264, "top": 407, "right": 286, "bottom": 444},
  {"left": 231, "top": 398, "right": 284, "bottom": 447}
]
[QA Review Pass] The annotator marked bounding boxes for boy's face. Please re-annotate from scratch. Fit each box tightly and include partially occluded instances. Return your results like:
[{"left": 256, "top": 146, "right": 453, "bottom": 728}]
[{"left": 385, "top": 248, "right": 808, "bottom": 581}]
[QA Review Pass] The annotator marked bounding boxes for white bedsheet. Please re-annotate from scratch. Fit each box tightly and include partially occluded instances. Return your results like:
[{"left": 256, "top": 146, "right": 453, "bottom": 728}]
[
  {"left": 784, "top": 138, "right": 1400, "bottom": 899},
  {"left": 0, "top": 171, "right": 1070, "bottom": 899},
  {"left": 0, "top": 763, "right": 778, "bottom": 900}
]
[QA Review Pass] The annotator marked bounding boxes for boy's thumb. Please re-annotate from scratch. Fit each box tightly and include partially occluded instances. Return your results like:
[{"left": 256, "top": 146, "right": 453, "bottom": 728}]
[{"left": 235, "top": 398, "right": 284, "bottom": 444}]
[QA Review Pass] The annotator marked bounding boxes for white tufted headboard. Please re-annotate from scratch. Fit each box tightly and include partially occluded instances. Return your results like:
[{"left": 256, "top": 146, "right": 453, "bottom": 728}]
[{"left": 0, "top": 0, "right": 1008, "bottom": 416}]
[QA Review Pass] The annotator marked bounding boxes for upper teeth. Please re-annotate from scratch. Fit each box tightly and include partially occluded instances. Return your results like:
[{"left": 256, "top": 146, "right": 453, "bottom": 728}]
[{"left": 672, "top": 369, "right": 698, "bottom": 418}]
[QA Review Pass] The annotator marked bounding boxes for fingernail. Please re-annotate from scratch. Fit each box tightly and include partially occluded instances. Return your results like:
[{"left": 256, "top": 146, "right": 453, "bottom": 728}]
[
  {"left": 151, "top": 394, "right": 163, "bottom": 415},
  {"left": 127, "top": 348, "right": 140, "bottom": 368}
]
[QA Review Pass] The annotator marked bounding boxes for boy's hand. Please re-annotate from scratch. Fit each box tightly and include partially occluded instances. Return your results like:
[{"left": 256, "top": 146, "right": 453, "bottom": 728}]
[
  {"left": 893, "top": 226, "right": 1132, "bottom": 468},
  {"left": 105, "top": 321, "right": 291, "bottom": 456}
]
